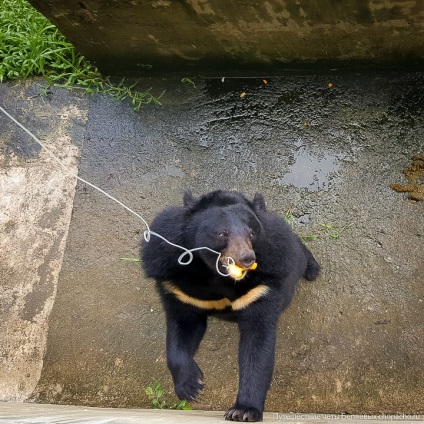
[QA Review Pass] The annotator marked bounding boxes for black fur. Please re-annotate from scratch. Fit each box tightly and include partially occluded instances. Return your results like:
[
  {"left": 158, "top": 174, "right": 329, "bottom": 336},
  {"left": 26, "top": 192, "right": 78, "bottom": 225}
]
[{"left": 142, "top": 190, "right": 320, "bottom": 422}]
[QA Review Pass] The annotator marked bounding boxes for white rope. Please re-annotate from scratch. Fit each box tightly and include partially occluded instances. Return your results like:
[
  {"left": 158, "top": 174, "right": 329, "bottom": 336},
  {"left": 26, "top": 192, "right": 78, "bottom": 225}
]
[{"left": 0, "top": 104, "right": 233, "bottom": 277}]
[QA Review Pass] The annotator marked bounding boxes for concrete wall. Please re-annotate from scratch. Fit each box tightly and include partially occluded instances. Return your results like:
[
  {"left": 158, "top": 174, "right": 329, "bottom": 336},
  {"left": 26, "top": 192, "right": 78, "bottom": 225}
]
[
  {"left": 27, "top": 0, "right": 424, "bottom": 74},
  {"left": 0, "top": 81, "right": 85, "bottom": 402}
]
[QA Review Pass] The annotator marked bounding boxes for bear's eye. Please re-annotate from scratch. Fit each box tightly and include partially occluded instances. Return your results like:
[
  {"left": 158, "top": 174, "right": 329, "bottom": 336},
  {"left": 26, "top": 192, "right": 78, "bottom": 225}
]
[
  {"left": 249, "top": 229, "right": 255, "bottom": 239},
  {"left": 218, "top": 230, "right": 229, "bottom": 239}
]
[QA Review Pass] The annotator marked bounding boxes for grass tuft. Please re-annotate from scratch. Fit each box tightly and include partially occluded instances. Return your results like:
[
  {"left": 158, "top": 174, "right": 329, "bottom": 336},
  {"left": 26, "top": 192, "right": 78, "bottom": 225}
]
[{"left": 0, "top": 0, "right": 161, "bottom": 110}]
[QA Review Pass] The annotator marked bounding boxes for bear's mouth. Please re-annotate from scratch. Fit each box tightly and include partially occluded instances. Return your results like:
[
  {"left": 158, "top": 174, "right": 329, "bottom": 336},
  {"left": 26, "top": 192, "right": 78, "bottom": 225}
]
[{"left": 220, "top": 257, "right": 258, "bottom": 280}]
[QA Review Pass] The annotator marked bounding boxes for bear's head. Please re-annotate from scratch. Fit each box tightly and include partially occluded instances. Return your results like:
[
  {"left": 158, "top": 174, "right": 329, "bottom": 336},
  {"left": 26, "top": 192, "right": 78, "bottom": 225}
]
[{"left": 182, "top": 190, "right": 266, "bottom": 279}]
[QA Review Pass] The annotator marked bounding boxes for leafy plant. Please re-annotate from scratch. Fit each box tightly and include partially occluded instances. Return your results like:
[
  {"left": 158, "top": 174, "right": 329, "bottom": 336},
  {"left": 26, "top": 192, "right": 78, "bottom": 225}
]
[
  {"left": 0, "top": 0, "right": 161, "bottom": 110},
  {"left": 145, "top": 382, "right": 192, "bottom": 410}
]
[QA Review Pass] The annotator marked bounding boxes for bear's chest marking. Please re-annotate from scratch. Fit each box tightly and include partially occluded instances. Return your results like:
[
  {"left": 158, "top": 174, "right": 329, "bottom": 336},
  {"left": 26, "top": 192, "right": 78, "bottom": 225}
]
[{"left": 163, "top": 282, "right": 269, "bottom": 311}]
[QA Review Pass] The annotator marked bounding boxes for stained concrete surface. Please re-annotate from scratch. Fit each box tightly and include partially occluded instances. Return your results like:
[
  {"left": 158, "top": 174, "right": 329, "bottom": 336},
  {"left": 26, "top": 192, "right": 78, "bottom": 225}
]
[
  {"left": 0, "top": 71, "right": 423, "bottom": 414},
  {"left": 27, "top": 0, "right": 424, "bottom": 74},
  {"left": 0, "top": 81, "right": 86, "bottom": 401}
]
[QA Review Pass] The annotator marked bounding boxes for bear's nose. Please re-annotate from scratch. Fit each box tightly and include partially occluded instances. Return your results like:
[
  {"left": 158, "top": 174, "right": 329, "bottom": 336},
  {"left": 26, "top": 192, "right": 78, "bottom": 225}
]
[{"left": 238, "top": 252, "right": 256, "bottom": 269}]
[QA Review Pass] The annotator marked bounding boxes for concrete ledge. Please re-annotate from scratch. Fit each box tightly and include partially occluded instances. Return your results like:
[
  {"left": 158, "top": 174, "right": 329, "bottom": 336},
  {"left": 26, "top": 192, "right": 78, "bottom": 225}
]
[
  {"left": 0, "top": 403, "right": 423, "bottom": 424},
  {"left": 27, "top": 0, "right": 424, "bottom": 74}
]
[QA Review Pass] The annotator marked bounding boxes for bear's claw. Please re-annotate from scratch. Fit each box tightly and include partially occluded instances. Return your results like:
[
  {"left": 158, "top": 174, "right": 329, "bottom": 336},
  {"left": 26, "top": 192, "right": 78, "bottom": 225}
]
[
  {"left": 224, "top": 406, "right": 263, "bottom": 422},
  {"left": 174, "top": 366, "right": 204, "bottom": 401}
]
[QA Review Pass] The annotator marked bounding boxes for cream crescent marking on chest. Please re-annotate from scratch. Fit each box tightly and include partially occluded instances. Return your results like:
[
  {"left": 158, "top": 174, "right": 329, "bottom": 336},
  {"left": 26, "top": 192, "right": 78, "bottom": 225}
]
[{"left": 163, "top": 283, "right": 269, "bottom": 311}]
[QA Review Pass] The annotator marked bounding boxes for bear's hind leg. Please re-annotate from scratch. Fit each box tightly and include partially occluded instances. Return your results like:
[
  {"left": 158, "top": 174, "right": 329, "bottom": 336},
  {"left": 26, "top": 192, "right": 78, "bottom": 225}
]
[{"left": 165, "top": 310, "right": 207, "bottom": 401}]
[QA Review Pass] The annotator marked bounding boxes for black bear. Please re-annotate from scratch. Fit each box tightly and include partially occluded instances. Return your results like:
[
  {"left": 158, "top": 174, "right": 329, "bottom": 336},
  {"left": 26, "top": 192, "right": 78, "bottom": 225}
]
[{"left": 142, "top": 190, "right": 320, "bottom": 422}]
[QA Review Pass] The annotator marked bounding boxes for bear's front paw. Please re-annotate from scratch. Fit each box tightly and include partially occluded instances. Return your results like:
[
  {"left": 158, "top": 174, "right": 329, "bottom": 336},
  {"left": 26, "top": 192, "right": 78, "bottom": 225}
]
[
  {"left": 224, "top": 405, "right": 263, "bottom": 422},
  {"left": 174, "top": 366, "right": 204, "bottom": 401}
]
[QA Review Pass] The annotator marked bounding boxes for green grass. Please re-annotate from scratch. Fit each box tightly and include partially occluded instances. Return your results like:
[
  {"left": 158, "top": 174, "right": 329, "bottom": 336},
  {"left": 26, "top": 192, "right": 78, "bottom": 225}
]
[
  {"left": 0, "top": 0, "right": 161, "bottom": 110},
  {"left": 283, "top": 210, "right": 353, "bottom": 241},
  {"left": 284, "top": 210, "right": 319, "bottom": 242},
  {"left": 284, "top": 210, "right": 298, "bottom": 230},
  {"left": 181, "top": 77, "right": 196, "bottom": 88},
  {"left": 120, "top": 256, "right": 141, "bottom": 262},
  {"left": 319, "top": 222, "right": 354, "bottom": 240}
]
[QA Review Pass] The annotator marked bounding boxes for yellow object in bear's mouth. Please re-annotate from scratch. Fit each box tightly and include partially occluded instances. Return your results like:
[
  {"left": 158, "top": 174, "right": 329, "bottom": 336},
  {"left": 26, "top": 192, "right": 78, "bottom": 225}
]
[{"left": 227, "top": 262, "right": 258, "bottom": 279}]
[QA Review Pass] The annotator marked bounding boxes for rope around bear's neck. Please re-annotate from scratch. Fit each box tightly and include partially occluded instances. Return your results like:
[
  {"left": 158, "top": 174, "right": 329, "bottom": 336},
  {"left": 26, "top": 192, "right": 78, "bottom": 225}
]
[{"left": 0, "top": 105, "right": 239, "bottom": 278}]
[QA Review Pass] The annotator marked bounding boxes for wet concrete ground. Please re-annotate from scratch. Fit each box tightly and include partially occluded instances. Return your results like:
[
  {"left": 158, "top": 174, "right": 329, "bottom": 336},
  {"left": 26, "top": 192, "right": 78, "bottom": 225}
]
[{"left": 0, "top": 71, "right": 423, "bottom": 415}]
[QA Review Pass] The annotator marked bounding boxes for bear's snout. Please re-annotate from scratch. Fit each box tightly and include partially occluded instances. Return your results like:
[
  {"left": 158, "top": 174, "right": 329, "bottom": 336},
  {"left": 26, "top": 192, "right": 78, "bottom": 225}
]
[
  {"left": 223, "top": 236, "right": 256, "bottom": 270},
  {"left": 238, "top": 251, "right": 256, "bottom": 269}
]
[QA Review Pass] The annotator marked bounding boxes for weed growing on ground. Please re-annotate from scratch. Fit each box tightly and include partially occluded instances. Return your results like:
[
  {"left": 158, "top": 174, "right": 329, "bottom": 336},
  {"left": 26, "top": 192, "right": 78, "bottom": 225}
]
[
  {"left": 0, "top": 0, "right": 161, "bottom": 110},
  {"left": 284, "top": 210, "right": 298, "bottom": 230},
  {"left": 284, "top": 210, "right": 319, "bottom": 242},
  {"left": 284, "top": 211, "right": 353, "bottom": 241},
  {"left": 120, "top": 257, "right": 141, "bottom": 262},
  {"left": 301, "top": 233, "right": 320, "bottom": 242},
  {"left": 145, "top": 382, "right": 192, "bottom": 410},
  {"left": 319, "top": 222, "right": 354, "bottom": 240},
  {"left": 181, "top": 77, "right": 196, "bottom": 88}
]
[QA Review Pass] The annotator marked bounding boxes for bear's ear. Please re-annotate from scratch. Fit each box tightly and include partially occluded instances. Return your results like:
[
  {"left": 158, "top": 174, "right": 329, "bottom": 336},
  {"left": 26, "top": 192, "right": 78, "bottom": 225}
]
[
  {"left": 183, "top": 190, "right": 196, "bottom": 207},
  {"left": 253, "top": 192, "right": 267, "bottom": 211}
]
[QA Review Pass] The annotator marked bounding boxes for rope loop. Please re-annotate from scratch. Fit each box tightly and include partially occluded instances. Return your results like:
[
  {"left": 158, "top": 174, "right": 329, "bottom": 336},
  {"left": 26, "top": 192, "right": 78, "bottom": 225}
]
[
  {"left": 143, "top": 230, "right": 151, "bottom": 242},
  {"left": 178, "top": 250, "right": 194, "bottom": 265}
]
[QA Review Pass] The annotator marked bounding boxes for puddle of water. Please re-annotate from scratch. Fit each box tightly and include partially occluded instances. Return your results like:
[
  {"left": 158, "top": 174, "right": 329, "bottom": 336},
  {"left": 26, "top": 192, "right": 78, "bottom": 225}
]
[{"left": 279, "top": 147, "right": 343, "bottom": 192}]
